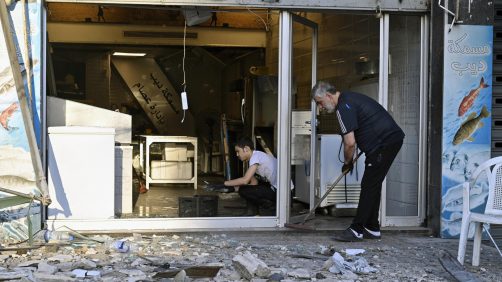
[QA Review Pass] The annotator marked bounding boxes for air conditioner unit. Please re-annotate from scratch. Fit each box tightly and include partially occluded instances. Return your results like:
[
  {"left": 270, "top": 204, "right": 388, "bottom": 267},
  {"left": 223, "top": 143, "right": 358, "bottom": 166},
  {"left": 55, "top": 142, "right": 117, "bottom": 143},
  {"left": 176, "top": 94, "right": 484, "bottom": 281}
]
[{"left": 182, "top": 6, "right": 212, "bottom": 27}]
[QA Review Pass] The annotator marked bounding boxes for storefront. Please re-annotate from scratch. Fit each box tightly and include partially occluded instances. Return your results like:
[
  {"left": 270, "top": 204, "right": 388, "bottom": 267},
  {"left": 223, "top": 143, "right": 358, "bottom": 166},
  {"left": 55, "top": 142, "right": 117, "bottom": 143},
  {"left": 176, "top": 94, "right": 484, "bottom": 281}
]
[{"left": 1, "top": 0, "right": 437, "bottom": 237}]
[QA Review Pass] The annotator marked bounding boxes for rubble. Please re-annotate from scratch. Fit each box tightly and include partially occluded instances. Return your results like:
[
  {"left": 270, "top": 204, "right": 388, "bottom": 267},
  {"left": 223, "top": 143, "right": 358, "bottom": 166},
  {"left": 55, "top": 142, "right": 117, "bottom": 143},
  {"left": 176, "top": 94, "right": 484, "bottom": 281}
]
[
  {"left": 232, "top": 251, "right": 271, "bottom": 279},
  {"left": 287, "top": 268, "right": 310, "bottom": 279},
  {"left": 0, "top": 232, "right": 500, "bottom": 281}
]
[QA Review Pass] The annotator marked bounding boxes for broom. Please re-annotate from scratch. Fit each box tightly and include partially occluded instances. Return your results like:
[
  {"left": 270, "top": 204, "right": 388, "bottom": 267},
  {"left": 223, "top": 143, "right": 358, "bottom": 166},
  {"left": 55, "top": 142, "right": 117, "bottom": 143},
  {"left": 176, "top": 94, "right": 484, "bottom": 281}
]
[{"left": 285, "top": 151, "right": 363, "bottom": 230}]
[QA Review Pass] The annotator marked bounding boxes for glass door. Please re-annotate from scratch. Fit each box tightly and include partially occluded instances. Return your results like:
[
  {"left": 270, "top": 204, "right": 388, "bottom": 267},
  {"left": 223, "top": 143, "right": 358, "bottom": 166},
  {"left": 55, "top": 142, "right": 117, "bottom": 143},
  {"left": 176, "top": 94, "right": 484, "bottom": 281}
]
[
  {"left": 277, "top": 11, "right": 317, "bottom": 225},
  {"left": 380, "top": 14, "right": 428, "bottom": 227}
]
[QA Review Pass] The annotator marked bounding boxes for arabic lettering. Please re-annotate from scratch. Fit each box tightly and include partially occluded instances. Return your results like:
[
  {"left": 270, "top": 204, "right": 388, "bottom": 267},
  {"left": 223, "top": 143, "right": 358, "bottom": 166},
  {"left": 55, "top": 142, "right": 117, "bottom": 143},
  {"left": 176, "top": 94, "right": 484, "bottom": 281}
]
[
  {"left": 451, "top": 61, "right": 487, "bottom": 76},
  {"left": 447, "top": 33, "right": 490, "bottom": 55},
  {"left": 149, "top": 103, "right": 165, "bottom": 124},
  {"left": 132, "top": 82, "right": 164, "bottom": 124},
  {"left": 132, "top": 83, "right": 151, "bottom": 104},
  {"left": 149, "top": 73, "right": 179, "bottom": 115}
]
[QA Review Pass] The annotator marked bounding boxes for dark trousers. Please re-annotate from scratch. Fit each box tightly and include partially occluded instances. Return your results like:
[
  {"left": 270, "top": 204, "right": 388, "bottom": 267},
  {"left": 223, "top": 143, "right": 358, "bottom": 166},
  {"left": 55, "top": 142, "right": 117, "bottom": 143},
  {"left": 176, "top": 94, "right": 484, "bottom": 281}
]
[
  {"left": 238, "top": 183, "right": 276, "bottom": 207},
  {"left": 351, "top": 140, "right": 403, "bottom": 232}
]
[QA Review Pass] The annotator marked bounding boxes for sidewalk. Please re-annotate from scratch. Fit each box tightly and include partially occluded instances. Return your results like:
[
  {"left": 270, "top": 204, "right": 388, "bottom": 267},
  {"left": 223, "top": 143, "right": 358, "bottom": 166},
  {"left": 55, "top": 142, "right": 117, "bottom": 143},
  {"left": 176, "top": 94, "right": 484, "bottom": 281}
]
[{"left": 0, "top": 231, "right": 500, "bottom": 281}]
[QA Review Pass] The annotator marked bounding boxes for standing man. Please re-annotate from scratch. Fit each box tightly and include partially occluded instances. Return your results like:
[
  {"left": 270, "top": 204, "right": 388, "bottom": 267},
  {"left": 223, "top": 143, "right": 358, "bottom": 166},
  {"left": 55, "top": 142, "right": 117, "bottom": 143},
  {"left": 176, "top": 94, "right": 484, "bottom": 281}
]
[{"left": 312, "top": 81, "right": 405, "bottom": 241}]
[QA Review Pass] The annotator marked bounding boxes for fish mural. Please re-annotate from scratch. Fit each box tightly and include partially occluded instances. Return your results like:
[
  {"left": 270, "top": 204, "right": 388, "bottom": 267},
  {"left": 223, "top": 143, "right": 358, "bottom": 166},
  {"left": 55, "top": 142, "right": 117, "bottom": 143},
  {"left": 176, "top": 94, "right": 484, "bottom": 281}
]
[
  {"left": 452, "top": 106, "right": 490, "bottom": 145},
  {"left": 442, "top": 26, "right": 493, "bottom": 239},
  {"left": 0, "top": 102, "right": 18, "bottom": 130},
  {"left": 0, "top": 0, "right": 44, "bottom": 244},
  {"left": 442, "top": 147, "right": 489, "bottom": 182},
  {"left": 0, "top": 175, "right": 37, "bottom": 195},
  {"left": 442, "top": 182, "right": 488, "bottom": 213},
  {"left": 458, "top": 77, "right": 489, "bottom": 116},
  {"left": 0, "top": 67, "right": 15, "bottom": 95},
  {"left": 441, "top": 212, "right": 475, "bottom": 237}
]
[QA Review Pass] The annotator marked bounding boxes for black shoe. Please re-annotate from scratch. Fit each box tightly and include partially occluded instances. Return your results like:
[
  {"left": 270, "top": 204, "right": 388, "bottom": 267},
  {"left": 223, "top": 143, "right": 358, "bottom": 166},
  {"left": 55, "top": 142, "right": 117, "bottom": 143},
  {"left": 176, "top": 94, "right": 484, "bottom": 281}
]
[
  {"left": 333, "top": 228, "right": 363, "bottom": 242},
  {"left": 362, "top": 227, "right": 381, "bottom": 239}
]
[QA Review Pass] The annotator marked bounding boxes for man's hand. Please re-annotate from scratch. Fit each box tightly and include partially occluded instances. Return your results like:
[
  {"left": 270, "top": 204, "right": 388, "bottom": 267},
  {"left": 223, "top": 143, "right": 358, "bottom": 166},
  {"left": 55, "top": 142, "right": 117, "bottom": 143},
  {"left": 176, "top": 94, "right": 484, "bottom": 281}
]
[{"left": 342, "top": 162, "right": 353, "bottom": 173}]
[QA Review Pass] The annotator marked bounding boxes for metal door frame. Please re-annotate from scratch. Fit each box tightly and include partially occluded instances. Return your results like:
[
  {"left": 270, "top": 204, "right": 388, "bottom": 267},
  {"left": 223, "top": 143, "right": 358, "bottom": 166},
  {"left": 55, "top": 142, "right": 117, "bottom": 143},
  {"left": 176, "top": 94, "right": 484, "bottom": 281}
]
[{"left": 380, "top": 14, "right": 429, "bottom": 227}]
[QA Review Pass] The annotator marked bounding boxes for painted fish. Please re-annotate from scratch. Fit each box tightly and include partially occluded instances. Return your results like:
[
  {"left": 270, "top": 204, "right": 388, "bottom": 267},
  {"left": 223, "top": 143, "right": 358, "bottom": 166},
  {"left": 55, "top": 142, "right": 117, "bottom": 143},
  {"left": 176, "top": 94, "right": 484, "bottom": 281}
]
[
  {"left": 452, "top": 106, "right": 490, "bottom": 145},
  {"left": 458, "top": 77, "right": 489, "bottom": 116},
  {"left": 0, "top": 102, "right": 18, "bottom": 130}
]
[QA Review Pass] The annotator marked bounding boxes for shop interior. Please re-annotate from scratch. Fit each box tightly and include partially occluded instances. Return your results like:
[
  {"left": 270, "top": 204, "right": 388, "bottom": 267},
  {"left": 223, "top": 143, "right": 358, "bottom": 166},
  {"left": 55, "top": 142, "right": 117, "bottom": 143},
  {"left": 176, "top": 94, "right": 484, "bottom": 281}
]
[{"left": 45, "top": 3, "right": 385, "bottom": 222}]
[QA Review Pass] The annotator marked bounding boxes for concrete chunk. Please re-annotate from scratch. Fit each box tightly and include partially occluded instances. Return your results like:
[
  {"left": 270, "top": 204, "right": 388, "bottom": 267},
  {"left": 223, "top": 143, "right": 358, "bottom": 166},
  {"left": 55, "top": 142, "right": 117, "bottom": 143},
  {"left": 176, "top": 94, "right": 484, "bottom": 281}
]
[
  {"left": 288, "top": 268, "right": 310, "bottom": 279},
  {"left": 86, "top": 270, "right": 101, "bottom": 278},
  {"left": 48, "top": 254, "right": 73, "bottom": 263},
  {"left": 72, "top": 269, "right": 87, "bottom": 278},
  {"left": 0, "top": 271, "right": 29, "bottom": 280},
  {"left": 34, "top": 272, "right": 77, "bottom": 281},
  {"left": 37, "top": 261, "right": 58, "bottom": 274},
  {"left": 232, "top": 251, "right": 271, "bottom": 279},
  {"left": 17, "top": 260, "right": 40, "bottom": 267}
]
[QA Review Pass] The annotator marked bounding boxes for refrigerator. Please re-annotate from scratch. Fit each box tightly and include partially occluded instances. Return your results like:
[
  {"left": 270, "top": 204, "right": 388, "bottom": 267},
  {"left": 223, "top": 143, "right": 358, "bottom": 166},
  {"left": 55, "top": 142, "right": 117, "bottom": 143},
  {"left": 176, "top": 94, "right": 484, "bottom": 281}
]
[{"left": 296, "top": 134, "right": 365, "bottom": 208}]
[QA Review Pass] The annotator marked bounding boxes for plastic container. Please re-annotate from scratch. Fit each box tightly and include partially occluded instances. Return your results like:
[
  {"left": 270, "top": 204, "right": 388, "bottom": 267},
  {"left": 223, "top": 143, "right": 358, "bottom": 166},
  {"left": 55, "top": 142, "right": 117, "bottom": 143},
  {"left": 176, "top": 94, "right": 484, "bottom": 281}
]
[
  {"left": 111, "top": 240, "right": 130, "bottom": 253},
  {"left": 35, "top": 230, "right": 74, "bottom": 243}
]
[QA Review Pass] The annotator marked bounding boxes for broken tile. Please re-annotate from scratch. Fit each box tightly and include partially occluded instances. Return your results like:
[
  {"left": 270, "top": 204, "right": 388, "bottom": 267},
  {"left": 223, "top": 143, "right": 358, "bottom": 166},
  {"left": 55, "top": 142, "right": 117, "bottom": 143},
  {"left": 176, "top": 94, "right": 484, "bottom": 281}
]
[
  {"left": 0, "top": 271, "right": 29, "bottom": 280},
  {"left": 288, "top": 268, "right": 310, "bottom": 279},
  {"left": 47, "top": 254, "right": 73, "bottom": 263},
  {"left": 86, "top": 270, "right": 101, "bottom": 278},
  {"left": 173, "top": 269, "right": 186, "bottom": 282},
  {"left": 72, "top": 269, "right": 87, "bottom": 278},
  {"left": 34, "top": 272, "right": 76, "bottom": 281},
  {"left": 37, "top": 261, "right": 58, "bottom": 274},
  {"left": 17, "top": 260, "right": 40, "bottom": 267},
  {"left": 118, "top": 268, "right": 146, "bottom": 277},
  {"left": 345, "top": 248, "right": 365, "bottom": 256},
  {"left": 232, "top": 251, "right": 271, "bottom": 279}
]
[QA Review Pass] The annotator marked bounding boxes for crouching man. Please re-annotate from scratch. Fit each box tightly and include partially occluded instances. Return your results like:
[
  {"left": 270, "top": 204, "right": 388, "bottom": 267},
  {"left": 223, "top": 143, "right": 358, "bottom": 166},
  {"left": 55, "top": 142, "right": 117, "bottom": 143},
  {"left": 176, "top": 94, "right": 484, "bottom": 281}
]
[{"left": 224, "top": 137, "right": 283, "bottom": 215}]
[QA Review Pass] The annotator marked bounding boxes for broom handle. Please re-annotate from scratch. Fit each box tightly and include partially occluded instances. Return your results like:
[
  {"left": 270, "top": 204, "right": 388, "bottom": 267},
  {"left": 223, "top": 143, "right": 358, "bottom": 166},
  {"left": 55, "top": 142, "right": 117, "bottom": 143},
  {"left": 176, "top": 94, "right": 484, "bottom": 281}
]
[{"left": 303, "top": 151, "right": 363, "bottom": 222}]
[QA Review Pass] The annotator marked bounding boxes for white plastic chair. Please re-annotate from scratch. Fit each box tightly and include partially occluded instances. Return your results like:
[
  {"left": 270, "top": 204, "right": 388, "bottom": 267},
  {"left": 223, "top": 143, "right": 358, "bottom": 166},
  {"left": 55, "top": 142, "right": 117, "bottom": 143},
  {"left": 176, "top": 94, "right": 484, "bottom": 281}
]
[{"left": 457, "top": 156, "right": 502, "bottom": 266}]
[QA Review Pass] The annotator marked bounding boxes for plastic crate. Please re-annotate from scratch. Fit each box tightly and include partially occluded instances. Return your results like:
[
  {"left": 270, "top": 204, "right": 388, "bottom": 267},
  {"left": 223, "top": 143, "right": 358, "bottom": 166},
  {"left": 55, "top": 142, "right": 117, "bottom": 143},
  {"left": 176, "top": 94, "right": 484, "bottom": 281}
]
[{"left": 178, "top": 195, "right": 218, "bottom": 217}]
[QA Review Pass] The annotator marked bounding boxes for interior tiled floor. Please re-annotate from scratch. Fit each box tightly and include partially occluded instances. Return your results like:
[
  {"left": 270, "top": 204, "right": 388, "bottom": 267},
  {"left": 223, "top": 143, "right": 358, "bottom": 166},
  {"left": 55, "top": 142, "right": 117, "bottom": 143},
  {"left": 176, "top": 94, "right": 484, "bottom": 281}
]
[{"left": 117, "top": 174, "right": 357, "bottom": 230}]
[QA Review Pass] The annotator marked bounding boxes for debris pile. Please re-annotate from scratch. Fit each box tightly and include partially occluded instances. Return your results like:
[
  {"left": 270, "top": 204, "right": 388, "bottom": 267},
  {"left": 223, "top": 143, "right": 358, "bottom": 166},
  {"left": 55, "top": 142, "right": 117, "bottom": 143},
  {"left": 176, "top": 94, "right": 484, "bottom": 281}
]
[{"left": 0, "top": 232, "right": 499, "bottom": 281}]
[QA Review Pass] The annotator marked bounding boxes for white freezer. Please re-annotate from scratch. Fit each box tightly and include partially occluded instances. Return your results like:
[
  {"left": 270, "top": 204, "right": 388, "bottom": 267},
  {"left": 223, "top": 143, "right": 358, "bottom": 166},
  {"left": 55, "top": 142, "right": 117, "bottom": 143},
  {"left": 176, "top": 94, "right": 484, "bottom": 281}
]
[
  {"left": 48, "top": 126, "right": 115, "bottom": 220},
  {"left": 295, "top": 134, "right": 365, "bottom": 207}
]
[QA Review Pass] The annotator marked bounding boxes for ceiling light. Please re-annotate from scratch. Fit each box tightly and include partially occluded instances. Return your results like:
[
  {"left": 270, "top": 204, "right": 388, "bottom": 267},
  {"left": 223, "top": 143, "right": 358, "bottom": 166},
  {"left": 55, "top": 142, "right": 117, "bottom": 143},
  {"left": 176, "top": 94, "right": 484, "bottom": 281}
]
[{"left": 112, "top": 52, "right": 147, "bottom": 57}]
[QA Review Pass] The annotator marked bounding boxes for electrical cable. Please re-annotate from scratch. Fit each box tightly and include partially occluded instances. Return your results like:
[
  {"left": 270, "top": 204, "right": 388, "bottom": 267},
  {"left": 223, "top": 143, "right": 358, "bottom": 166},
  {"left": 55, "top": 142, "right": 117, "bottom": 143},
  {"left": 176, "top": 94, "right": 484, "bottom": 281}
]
[
  {"left": 181, "top": 19, "right": 187, "bottom": 123},
  {"left": 245, "top": 6, "right": 269, "bottom": 31}
]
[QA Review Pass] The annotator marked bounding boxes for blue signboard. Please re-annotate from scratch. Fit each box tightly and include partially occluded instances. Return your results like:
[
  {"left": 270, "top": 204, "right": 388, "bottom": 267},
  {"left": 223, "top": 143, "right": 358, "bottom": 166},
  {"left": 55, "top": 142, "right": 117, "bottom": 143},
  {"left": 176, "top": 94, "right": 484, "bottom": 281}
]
[{"left": 441, "top": 25, "right": 493, "bottom": 238}]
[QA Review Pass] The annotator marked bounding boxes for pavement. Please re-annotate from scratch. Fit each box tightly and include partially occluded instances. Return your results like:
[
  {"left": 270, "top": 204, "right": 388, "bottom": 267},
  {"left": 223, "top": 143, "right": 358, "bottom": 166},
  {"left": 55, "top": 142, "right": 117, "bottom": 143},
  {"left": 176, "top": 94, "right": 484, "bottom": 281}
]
[{"left": 1, "top": 230, "right": 501, "bottom": 281}]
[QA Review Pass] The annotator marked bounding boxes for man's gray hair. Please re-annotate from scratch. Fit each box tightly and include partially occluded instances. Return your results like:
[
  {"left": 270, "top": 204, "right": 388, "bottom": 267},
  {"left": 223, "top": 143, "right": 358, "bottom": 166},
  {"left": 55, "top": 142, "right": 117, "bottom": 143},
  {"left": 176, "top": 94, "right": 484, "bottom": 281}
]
[{"left": 311, "top": 81, "right": 336, "bottom": 99}]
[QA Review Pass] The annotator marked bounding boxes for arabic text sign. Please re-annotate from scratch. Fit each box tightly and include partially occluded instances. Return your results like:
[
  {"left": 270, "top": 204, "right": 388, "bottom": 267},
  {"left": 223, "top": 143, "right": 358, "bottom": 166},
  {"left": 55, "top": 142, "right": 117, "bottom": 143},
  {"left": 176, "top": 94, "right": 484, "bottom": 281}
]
[{"left": 441, "top": 25, "right": 493, "bottom": 238}]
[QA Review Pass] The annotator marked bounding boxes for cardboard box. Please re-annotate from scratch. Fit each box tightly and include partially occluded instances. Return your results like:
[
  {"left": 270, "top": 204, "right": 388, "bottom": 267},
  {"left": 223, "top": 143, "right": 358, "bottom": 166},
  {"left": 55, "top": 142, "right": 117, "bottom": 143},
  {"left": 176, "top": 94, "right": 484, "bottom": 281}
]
[
  {"left": 151, "top": 160, "right": 192, "bottom": 180},
  {"left": 163, "top": 144, "right": 188, "bottom": 161},
  {"left": 179, "top": 195, "right": 218, "bottom": 217}
]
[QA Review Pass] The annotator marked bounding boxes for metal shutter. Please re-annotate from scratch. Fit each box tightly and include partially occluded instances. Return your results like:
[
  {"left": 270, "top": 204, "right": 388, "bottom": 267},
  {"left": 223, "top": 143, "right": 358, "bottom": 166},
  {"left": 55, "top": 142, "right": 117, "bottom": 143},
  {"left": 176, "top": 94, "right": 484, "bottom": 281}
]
[{"left": 491, "top": 0, "right": 502, "bottom": 245}]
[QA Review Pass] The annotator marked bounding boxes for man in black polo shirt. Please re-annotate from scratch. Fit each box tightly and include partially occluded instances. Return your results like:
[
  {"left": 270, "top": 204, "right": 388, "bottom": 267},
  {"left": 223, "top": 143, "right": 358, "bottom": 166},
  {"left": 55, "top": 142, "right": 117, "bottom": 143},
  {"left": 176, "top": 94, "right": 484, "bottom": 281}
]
[{"left": 312, "top": 81, "right": 405, "bottom": 241}]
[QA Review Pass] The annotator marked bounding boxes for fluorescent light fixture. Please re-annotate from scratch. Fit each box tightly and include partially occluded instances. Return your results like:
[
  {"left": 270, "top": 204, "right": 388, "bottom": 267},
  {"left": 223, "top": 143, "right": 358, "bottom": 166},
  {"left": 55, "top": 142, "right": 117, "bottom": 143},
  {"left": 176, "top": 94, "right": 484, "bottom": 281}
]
[{"left": 112, "top": 52, "right": 147, "bottom": 57}]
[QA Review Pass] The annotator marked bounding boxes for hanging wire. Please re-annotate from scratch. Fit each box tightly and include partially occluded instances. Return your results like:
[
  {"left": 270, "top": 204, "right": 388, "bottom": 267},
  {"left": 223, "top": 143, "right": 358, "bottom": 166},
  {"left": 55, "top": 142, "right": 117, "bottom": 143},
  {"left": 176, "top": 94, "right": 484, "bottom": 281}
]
[
  {"left": 181, "top": 19, "right": 187, "bottom": 123},
  {"left": 182, "top": 20, "right": 187, "bottom": 93},
  {"left": 245, "top": 6, "right": 269, "bottom": 31}
]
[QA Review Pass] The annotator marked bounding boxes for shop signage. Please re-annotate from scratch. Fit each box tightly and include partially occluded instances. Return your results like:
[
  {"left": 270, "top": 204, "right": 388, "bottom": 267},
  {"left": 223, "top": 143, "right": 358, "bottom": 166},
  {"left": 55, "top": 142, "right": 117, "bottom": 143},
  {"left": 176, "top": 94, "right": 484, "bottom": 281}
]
[
  {"left": 441, "top": 25, "right": 493, "bottom": 238},
  {"left": 112, "top": 57, "right": 194, "bottom": 135}
]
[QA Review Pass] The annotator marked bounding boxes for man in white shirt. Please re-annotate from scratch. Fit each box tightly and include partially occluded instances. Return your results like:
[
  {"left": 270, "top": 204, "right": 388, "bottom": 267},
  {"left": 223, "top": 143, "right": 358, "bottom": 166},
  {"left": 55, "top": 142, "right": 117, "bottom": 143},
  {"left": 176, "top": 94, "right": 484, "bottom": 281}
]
[{"left": 224, "top": 137, "right": 279, "bottom": 215}]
